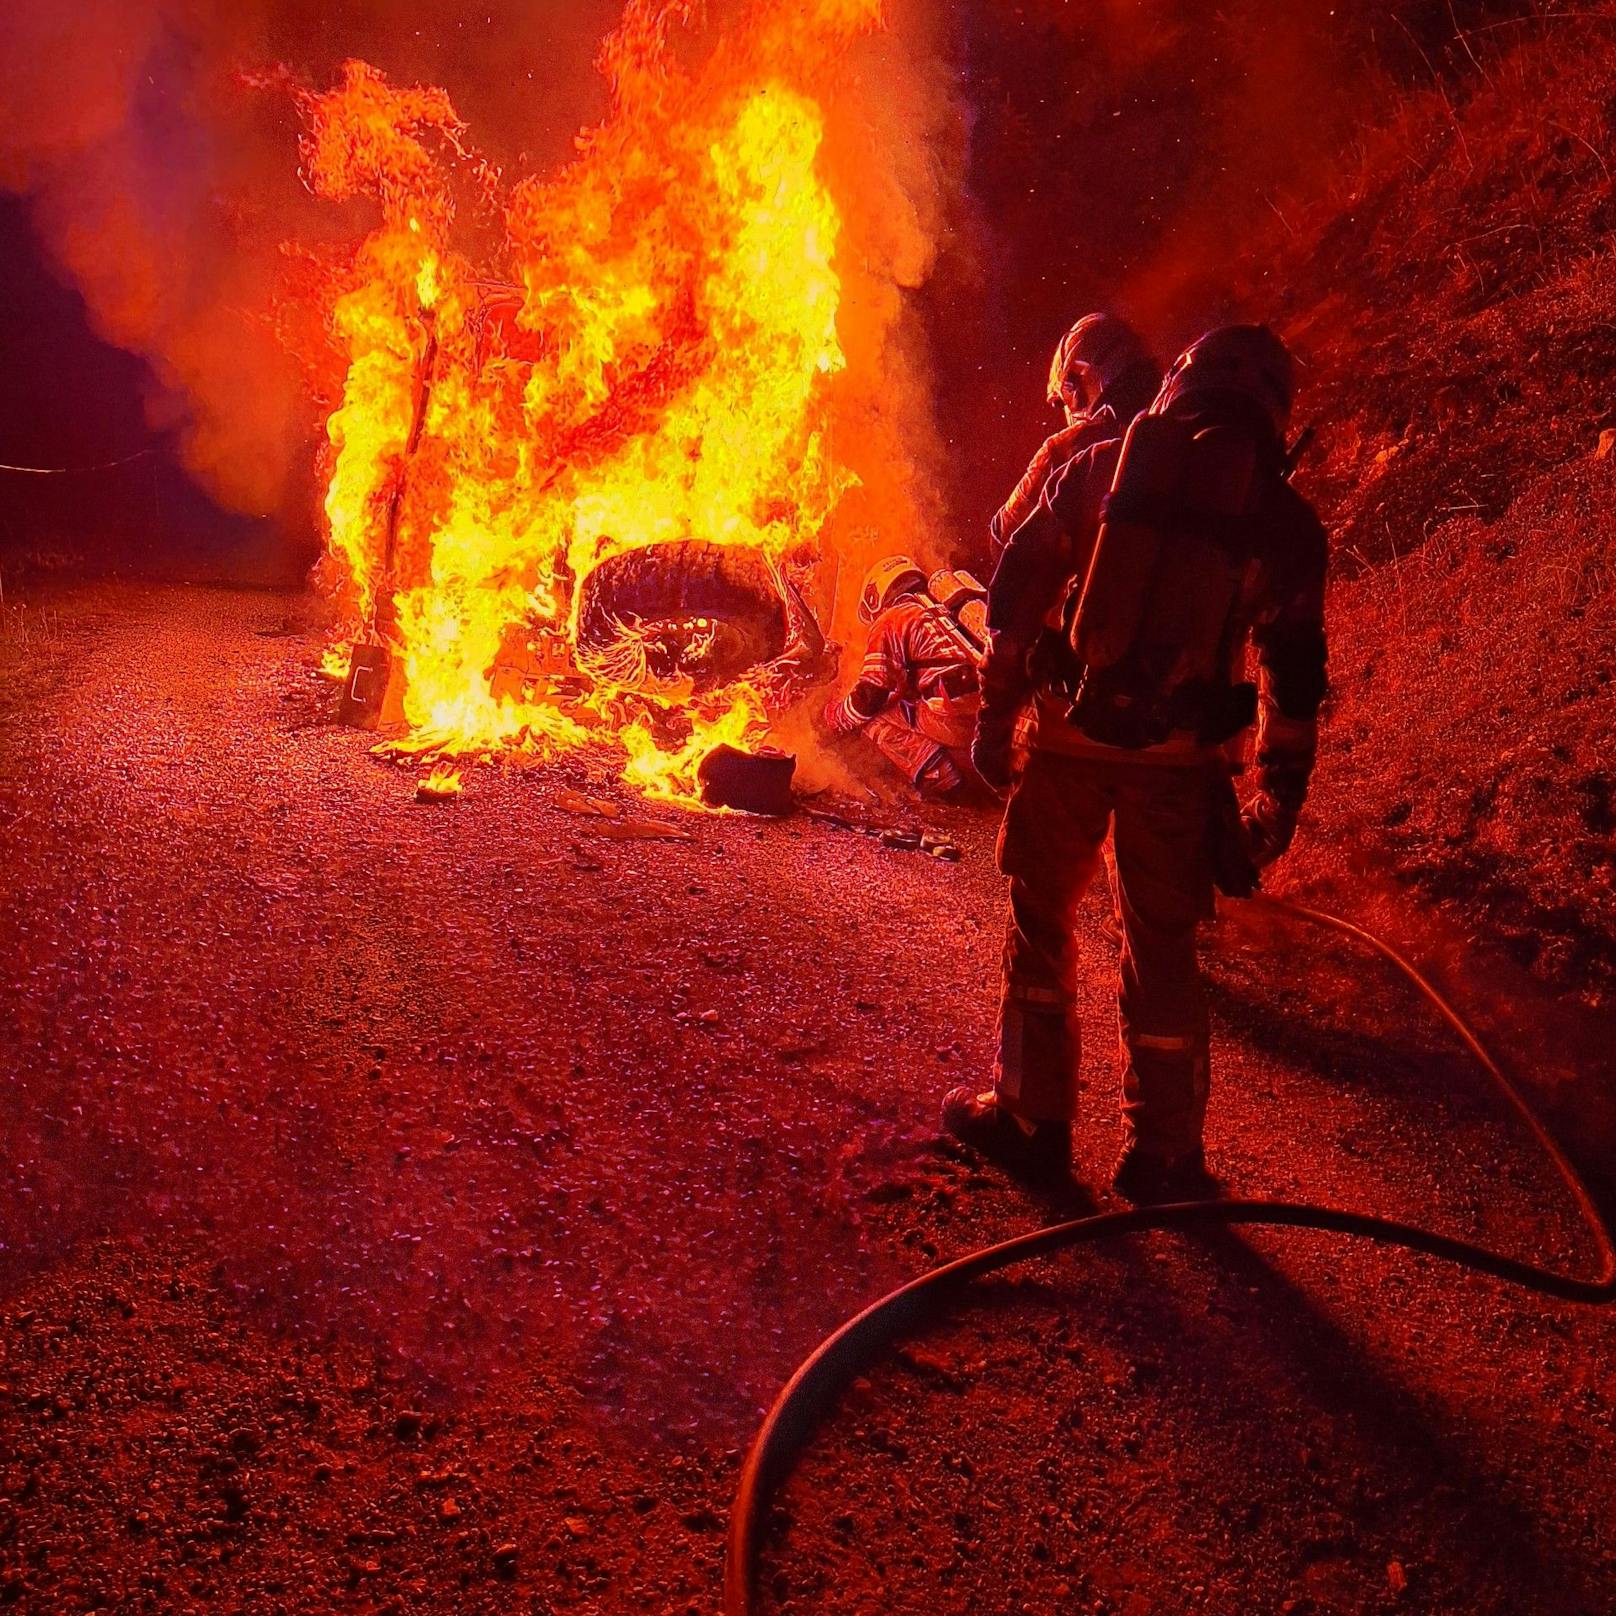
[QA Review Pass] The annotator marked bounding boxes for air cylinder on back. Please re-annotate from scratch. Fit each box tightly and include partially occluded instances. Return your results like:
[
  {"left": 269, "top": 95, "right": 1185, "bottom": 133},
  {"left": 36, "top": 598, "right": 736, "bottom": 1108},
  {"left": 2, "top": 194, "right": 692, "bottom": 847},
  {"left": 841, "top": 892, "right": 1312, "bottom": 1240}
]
[
  {"left": 1068, "top": 412, "right": 1189, "bottom": 671},
  {"left": 1066, "top": 410, "right": 1264, "bottom": 747}
]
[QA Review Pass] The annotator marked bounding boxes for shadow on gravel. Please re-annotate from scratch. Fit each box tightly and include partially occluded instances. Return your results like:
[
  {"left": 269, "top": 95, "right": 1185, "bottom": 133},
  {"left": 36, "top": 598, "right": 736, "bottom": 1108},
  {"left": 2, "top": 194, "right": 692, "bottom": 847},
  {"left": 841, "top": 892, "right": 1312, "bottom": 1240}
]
[
  {"left": 1206, "top": 960, "right": 1484, "bottom": 1112},
  {"left": 1179, "top": 1221, "right": 1613, "bottom": 1611},
  {"left": 937, "top": 1218, "right": 1612, "bottom": 1613}
]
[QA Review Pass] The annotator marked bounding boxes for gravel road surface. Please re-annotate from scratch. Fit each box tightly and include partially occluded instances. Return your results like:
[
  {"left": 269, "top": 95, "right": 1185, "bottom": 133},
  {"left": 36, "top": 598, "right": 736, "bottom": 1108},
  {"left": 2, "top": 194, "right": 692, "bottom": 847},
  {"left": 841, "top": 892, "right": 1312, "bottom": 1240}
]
[{"left": 2, "top": 584, "right": 1613, "bottom": 1615}]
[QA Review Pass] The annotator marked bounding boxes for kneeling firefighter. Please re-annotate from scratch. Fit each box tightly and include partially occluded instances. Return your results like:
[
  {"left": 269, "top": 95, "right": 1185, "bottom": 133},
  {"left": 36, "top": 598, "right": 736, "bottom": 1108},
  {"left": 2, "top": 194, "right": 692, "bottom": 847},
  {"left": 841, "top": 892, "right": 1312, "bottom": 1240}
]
[
  {"left": 822, "top": 557, "right": 989, "bottom": 800},
  {"left": 990, "top": 313, "right": 1162, "bottom": 563},
  {"left": 945, "top": 325, "right": 1329, "bottom": 1202}
]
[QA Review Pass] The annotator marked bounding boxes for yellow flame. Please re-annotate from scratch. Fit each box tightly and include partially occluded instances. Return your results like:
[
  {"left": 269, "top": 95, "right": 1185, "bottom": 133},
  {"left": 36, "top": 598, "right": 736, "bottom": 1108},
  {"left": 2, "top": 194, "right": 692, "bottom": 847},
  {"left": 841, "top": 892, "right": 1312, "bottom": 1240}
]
[
  {"left": 299, "top": 5, "right": 879, "bottom": 800},
  {"left": 620, "top": 687, "right": 767, "bottom": 807},
  {"left": 416, "top": 761, "right": 464, "bottom": 800},
  {"left": 415, "top": 251, "right": 442, "bottom": 310},
  {"left": 319, "top": 642, "right": 354, "bottom": 681}
]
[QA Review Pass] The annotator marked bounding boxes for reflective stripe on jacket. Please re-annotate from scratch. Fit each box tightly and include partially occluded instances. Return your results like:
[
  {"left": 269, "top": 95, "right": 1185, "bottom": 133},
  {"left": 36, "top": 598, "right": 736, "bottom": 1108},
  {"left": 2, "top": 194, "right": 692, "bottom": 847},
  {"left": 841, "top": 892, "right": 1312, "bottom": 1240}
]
[{"left": 830, "top": 595, "right": 982, "bottom": 748}]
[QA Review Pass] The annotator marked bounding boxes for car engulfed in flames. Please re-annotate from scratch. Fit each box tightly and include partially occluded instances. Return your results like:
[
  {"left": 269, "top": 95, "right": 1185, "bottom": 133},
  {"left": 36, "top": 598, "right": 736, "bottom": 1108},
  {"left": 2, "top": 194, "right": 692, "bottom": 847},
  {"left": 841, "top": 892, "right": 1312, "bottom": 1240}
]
[{"left": 296, "top": 0, "right": 889, "bottom": 803}]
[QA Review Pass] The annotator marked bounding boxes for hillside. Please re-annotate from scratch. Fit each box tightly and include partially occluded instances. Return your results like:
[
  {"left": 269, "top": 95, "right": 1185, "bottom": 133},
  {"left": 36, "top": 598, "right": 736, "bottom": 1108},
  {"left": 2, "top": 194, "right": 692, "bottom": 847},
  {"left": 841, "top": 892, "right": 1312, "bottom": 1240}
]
[{"left": 1244, "top": 11, "right": 1616, "bottom": 1006}]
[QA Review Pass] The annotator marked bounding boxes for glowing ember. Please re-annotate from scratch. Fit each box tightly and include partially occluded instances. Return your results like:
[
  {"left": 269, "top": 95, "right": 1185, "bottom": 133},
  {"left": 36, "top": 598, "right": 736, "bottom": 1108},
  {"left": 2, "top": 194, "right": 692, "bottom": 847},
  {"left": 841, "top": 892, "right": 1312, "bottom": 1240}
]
[{"left": 294, "top": 1, "right": 885, "bottom": 802}]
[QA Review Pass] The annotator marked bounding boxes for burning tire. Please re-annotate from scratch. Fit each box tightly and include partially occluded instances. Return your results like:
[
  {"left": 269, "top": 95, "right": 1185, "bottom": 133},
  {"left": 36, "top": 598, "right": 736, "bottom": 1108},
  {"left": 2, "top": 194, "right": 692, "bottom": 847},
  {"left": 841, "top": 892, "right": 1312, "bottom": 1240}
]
[{"left": 574, "top": 541, "right": 791, "bottom": 692}]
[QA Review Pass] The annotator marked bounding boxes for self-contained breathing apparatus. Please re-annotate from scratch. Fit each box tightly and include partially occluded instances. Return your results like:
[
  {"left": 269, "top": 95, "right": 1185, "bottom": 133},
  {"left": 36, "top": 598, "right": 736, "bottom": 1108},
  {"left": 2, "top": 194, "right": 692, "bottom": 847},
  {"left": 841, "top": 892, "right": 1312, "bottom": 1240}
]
[
  {"left": 857, "top": 557, "right": 988, "bottom": 657},
  {"left": 1049, "top": 409, "right": 1312, "bottom": 753},
  {"left": 909, "top": 569, "right": 988, "bottom": 722},
  {"left": 1060, "top": 409, "right": 1263, "bottom": 750},
  {"left": 927, "top": 568, "right": 989, "bottom": 659},
  {"left": 841, "top": 558, "right": 987, "bottom": 743}
]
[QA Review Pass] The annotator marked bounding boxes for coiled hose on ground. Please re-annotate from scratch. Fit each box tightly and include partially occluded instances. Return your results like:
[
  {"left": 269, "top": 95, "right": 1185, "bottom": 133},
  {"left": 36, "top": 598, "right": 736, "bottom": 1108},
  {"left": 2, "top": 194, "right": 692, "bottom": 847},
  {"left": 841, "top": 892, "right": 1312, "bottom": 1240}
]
[{"left": 724, "top": 895, "right": 1616, "bottom": 1615}]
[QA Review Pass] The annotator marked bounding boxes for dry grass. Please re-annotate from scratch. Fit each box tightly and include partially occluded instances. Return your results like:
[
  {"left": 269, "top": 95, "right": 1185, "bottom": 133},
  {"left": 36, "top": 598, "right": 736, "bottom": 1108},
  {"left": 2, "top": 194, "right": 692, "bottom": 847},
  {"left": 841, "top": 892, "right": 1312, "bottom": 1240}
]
[
  {"left": 1237, "top": 7, "right": 1616, "bottom": 1003},
  {"left": 1243, "top": 6, "right": 1616, "bottom": 565},
  {"left": 0, "top": 570, "right": 76, "bottom": 711},
  {"left": 0, "top": 602, "right": 68, "bottom": 659}
]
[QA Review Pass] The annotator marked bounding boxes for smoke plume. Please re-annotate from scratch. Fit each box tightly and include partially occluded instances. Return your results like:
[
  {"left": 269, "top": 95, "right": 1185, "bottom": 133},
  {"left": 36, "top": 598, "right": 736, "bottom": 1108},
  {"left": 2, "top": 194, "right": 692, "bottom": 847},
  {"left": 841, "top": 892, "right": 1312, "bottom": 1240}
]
[
  {"left": 0, "top": 1, "right": 675, "bottom": 517},
  {"left": 0, "top": 0, "right": 1516, "bottom": 553},
  {"left": 0, "top": 0, "right": 960, "bottom": 559}
]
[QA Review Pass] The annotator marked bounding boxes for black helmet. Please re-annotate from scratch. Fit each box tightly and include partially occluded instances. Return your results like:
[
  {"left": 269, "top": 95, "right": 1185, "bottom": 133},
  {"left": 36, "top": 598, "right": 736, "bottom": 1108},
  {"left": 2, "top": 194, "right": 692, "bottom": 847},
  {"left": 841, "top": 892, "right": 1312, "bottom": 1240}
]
[
  {"left": 857, "top": 555, "right": 927, "bottom": 625},
  {"left": 1048, "top": 313, "right": 1154, "bottom": 414},
  {"left": 1154, "top": 324, "right": 1296, "bottom": 437}
]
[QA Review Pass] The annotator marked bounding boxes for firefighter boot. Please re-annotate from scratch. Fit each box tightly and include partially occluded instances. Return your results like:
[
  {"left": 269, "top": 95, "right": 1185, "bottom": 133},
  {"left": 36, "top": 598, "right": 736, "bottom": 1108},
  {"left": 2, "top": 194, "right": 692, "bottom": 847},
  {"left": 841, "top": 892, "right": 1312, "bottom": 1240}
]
[
  {"left": 941, "top": 1088, "right": 1071, "bottom": 1179},
  {"left": 1111, "top": 1143, "right": 1217, "bottom": 1206},
  {"left": 915, "top": 747, "right": 967, "bottom": 802}
]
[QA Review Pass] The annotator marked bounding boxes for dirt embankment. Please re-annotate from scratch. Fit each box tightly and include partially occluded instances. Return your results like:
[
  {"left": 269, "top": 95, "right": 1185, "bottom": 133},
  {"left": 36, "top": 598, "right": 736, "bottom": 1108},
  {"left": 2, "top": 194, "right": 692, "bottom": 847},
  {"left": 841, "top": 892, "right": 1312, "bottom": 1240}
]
[{"left": 1239, "top": 10, "right": 1616, "bottom": 1005}]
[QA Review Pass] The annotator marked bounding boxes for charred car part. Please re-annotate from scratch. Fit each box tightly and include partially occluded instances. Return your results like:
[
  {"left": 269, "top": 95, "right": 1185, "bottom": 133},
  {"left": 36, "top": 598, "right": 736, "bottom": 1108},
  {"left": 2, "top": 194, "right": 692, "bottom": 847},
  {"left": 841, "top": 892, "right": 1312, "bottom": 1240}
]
[{"left": 337, "top": 640, "right": 404, "bottom": 729}]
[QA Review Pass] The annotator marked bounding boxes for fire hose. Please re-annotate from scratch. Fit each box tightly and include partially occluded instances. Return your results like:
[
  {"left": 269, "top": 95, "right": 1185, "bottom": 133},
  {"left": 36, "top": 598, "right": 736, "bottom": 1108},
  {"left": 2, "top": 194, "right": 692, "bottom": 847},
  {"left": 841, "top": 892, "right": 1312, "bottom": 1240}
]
[{"left": 724, "top": 895, "right": 1616, "bottom": 1615}]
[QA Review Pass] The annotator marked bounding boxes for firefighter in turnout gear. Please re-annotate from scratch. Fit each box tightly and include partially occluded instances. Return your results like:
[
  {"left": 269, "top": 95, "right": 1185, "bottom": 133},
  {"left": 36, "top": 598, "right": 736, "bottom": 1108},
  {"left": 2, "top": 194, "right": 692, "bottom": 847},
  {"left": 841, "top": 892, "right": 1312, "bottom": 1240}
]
[
  {"left": 945, "top": 325, "right": 1329, "bottom": 1202},
  {"left": 990, "top": 313, "right": 1162, "bottom": 563},
  {"left": 823, "top": 556, "right": 987, "bottom": 799},
  {"left": 991, "top": 314, "right": 1161, "bottom": 935}
]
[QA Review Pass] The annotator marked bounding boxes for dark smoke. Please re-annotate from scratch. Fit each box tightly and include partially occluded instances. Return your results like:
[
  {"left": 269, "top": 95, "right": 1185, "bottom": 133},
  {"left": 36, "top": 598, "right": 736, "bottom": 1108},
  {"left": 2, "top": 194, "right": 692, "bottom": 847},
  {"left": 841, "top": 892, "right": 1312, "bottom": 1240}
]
[{"left": 0, "top": 0, "right": 626, "bottom": 526}]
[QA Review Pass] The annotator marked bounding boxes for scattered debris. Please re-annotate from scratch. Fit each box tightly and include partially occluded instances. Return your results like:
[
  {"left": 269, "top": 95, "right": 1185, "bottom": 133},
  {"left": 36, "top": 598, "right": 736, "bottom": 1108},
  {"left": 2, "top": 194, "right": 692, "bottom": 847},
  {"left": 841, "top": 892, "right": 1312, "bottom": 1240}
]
[
  {"left": 805, "top": 804, "right": 963, "bottom": 862},
  {"left": 596, "top": 818, "right": 694, "bottom": 842},
  {"left": 555, "top": 788, "right": 620, "bottom": 818},
  {"left": 552, "top": 790, "right": 693, "bottom": 840}
]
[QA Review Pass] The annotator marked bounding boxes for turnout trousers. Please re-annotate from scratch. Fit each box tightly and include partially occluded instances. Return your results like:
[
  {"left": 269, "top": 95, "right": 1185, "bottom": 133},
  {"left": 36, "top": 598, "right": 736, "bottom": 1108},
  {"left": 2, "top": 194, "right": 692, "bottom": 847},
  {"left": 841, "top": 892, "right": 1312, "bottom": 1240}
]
[
  {"left": 994, "top": 746, "right": 1215, "bottom": 1160},
  {"left": 866, "top": 701, "right": 978, "bottom": 792}
]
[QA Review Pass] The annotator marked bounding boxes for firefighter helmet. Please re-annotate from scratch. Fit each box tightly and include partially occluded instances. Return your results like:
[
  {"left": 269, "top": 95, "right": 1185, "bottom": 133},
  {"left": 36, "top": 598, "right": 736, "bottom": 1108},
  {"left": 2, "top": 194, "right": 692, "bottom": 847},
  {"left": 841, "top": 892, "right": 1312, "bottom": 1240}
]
[
  {"left": 1154, "top": 324, "right": 1296, "bottom": 437},
  {"left": 1047, "top": 313, "right": 1153, "bottom": 413},
  {"left": 857, "top": 556, "right": 927, "bottom": 624}
]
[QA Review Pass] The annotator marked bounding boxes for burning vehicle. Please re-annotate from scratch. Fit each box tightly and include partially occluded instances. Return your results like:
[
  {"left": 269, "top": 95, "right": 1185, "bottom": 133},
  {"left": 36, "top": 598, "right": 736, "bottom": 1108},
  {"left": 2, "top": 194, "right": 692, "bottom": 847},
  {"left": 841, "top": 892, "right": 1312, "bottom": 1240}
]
[{"left": 297, "top": 5, "right": 889, "bottom": 803}]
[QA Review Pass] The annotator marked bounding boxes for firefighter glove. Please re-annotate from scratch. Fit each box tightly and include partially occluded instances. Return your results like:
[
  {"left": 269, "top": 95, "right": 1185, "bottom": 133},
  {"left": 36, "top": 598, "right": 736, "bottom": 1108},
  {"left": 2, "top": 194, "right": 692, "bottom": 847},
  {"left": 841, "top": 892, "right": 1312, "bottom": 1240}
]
[
  {"left": 1241, "top": 791, "right": 1297, "bottom": 870},
  {"left": 821, "top": 694, "right": 861, "bottom": 736},
  {"left": 971, "top": 714, "right": 1017, "bottom": 795}
]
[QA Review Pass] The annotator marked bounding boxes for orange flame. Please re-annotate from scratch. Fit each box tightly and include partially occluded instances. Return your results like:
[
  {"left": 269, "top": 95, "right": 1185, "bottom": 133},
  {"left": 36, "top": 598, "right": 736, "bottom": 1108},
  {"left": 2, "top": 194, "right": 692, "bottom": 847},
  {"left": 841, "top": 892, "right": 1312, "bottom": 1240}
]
[{"left": 296, "top": 2, "right": 886, "bottom": 802}]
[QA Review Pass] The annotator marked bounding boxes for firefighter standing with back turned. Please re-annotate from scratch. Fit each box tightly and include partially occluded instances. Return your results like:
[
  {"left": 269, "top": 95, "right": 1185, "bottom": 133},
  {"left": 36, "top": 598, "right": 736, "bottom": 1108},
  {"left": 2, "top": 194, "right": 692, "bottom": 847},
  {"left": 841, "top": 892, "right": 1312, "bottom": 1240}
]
[
  {"left": 945, "top": 325, "right": 1329, "bottom": 1204},
  {"left": 991, "top": 312, "right": 1161, "bottom": 563}
]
